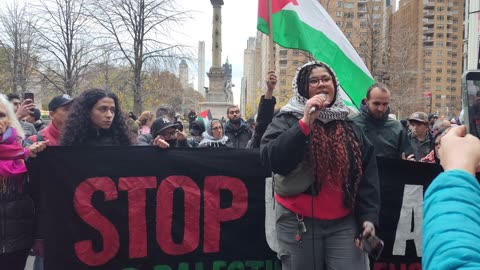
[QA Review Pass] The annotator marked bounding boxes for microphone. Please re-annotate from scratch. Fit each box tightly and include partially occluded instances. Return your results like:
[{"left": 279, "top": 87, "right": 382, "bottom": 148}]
[{"left": 309, "top": 94, "right": 328, "bottom": 115}]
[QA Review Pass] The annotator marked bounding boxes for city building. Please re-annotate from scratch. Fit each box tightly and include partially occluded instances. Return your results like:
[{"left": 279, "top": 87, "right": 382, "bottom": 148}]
[
  {"left": 391, "top": 0, "right": 464, "bottom": 118},
  {"left": 198, "top": 41, "right": 206, "bottom": 96},
  {"left": 179, "top": 59, "right": 189, "bottom": 89}
]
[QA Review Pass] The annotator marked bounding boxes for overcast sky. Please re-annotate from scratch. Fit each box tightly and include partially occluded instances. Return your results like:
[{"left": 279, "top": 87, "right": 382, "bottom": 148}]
[{"left": 175, "top": 0, "right": 258, "bottom": 105}]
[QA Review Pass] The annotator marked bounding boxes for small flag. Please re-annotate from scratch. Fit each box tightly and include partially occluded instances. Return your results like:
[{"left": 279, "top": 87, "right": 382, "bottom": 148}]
[{"left": 197, "top": 109, "right": 213, "bottom": 129}]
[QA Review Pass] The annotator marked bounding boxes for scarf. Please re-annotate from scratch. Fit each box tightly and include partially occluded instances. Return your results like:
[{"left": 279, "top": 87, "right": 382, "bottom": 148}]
[
  {"left": 199, "top": 132, "right": 229, "bottom": 148},
  {"left": 280, "top": 61, "right": 349, "bottom": 123},
  {"left": 0, "top": 127, "right": 27, "bottom": 176},
  {"left": 199, "top": 119, "right": 229, "bottom": 147}
]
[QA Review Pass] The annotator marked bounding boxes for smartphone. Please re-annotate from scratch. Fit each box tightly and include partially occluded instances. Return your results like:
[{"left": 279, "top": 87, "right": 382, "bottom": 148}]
[
  {"left": 24, "top": 92, "right": 34, "bottom": 102},
  {"left": 461, "top": 70, "right": 480, "bottom": 138},
  {"left": 356, "top": 233, "right": 384, "bottom": 261}
]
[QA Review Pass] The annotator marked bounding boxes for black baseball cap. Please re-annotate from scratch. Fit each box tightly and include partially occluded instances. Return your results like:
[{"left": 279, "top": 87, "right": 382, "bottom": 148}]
[
  {"left": 48, "top": 94, "right": 74, "bottom": 111},
  {"left": 150, "top": 117, "right": 180, "bottom": 137}
]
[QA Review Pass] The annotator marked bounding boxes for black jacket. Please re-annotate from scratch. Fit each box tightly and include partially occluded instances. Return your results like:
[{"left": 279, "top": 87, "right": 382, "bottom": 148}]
[
  {"left": 260, "top": 112, "right": 380, "bottom": 228},
  {"left": 350, "top": 101, "right": 412, "bottom": 159},
  {"left": 248, "top": 95, "right": 276, "bottom": 149},
  {"left": 136, "top": 133, "right": 190, "bottom": 148},
  {"left": 0, "top": 162, "right": 34, "bottom": 254},
  {"left": 224, "top": 120, "right": 253, "bottom": 148}
]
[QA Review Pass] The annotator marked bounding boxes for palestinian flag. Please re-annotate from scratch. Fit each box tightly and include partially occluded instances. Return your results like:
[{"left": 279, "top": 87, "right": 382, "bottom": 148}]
[
  {"left": 197, "top": 109, "right": 212, "bottom": 129},
  {"left": 257, "top": 0, "right": 374, "bottom": 108}
]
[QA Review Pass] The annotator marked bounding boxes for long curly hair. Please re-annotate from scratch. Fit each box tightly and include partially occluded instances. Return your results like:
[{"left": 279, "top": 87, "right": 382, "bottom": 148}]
[
  {"left": 60, "top": 88, "right": 131, "bottom": 146},
  {"left": 295, "top": 62, "right": 338, "bottom": 99},
  {"left": 310, "top": 120, "right": 363, "bottom": 208}
]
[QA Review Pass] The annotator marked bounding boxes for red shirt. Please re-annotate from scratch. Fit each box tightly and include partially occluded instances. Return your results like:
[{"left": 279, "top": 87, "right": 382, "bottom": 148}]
[{"left": 275, "top": 120, "right": 351, "bottom": 220}]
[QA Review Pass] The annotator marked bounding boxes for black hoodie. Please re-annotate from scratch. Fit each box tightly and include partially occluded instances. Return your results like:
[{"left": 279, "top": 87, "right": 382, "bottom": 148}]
[{"left": 350, "top": 100, "right": 413, "bottom": 159}]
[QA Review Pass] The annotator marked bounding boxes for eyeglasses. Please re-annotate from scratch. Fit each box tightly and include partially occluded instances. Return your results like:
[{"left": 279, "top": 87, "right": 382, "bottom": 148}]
[
  {"left": 157, "top": 130, "right": 176, "bottom": 138},
  {"left": 309, "top": 76, "right": 332, "bottom": 86}
]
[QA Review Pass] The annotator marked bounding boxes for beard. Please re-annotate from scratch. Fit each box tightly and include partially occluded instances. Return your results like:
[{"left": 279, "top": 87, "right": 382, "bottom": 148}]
[{"left": 230, "top": 118, "right": 241, "bottom": 124}]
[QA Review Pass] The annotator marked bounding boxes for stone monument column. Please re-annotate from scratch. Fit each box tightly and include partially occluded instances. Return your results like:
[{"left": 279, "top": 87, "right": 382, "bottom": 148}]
[{"left": 200, "top": 0, "right": 233, "bottom": 119}]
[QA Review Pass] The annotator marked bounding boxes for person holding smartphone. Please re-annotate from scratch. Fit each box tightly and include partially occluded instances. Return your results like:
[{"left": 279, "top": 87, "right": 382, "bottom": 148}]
[
  {"left": 422, "top": 125, "right": 480, "bottom": 269},
  {"left": 6, "top": 93, "right": 37, "bottom": 138}
]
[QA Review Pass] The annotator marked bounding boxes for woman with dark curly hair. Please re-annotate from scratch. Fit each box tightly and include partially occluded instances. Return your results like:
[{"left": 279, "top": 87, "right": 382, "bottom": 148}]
[
  {"left": 60, "top": 89, "right": 130, "bottom": 146},
  {"left": 260, "top": 61, "right": 380, "bottom": 269}
]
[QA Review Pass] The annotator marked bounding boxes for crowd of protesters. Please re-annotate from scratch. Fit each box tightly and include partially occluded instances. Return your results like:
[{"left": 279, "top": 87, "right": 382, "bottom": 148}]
[{"left": 0, "top": 62, "right": 478, "bottom": 270}]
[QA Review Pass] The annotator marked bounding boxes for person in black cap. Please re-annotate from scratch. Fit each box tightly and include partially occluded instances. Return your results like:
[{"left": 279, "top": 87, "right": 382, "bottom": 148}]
[
  {"left": 148, "top": 116, "right": 189, "bottom": 149},
  {"left": 428, "top": 113, "right": 438, "bottom": 131},
  {"left": 187, "top": 119, "right": 206, "bottom": 147},
  {"left": 26, "top": 94, "right": 74, "bottom": 146},
  {"left": 24, "top": 108, "right": 46, "bottom": 132}
]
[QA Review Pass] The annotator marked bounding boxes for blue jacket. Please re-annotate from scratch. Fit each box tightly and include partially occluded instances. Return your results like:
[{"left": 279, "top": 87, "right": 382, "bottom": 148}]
[{"left": 423, "top": 170, "right": 480, "bottom": 270}]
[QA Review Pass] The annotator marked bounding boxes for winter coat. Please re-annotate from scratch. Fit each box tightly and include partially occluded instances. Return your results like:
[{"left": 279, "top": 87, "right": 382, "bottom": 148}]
[
  {"left": 260, "top": 112, "right": 380, "bottom": 227},
  {"left": 0, "top": 130, "right": 34, "bottom": 254},
  {"left": 248, "top": 95, "right": 276, "bottom": 149},
  {"left": 423, "top": 169, "right": 480, "bottom": 270},
  {"left": 224, "top": 120, "right": 253, "bottom": 148},
  {"left": 350, "top": 100, "right": 412, "bottom": 159}
]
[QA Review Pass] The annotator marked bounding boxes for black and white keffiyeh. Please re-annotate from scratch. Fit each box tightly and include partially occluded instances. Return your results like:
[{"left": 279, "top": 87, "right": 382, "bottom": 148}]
[{"left": 280, "top": 61, "right": 349, "bottom": 124}]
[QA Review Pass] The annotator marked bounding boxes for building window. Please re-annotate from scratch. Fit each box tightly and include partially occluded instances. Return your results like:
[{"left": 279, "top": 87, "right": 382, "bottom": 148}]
[
  {"left": 436, "top": 33, "right": 444, "bottom": 38},
  {"left": 336, "top": 21, "right": 342, "bottom": 27},
  {"left": 436, "top": 85, "right": 442, "bottom": 91},
  {"left": 424, "top": 50, "right": 432, "bottom": 56},
  {"left": 436, "top": 77, "right": 441, "bottom": 83},
  {"left": 437, "top": 15, "right": 444, "bottom": 20},
  {"left": 346, "top": 33, "right": 352, "bottom": 38},
  {"left": 280, "top": 79, "right": 286, "bottom": 86},
  {"left": 292, "top": 50, "right": 299, "bottom": 55},
  {"left": 373, "top": 22, "right": 381, "bottom": 28},
  {"left": 426, "top": 68, "right": 432, "bottom": 73},
  {"left": 435, "top": 95, "right": 441, "bottom": 99},
  {"left": 424, "top": 77, "right": 431, "bottom": 82},
  {"left": 424, "top": 60, "right": 432, "bottom": 65},
  {"left": 360, "top": 22, "right": 367, "bottom": 28},
  {"left": 293, "top": 60, "right": 299, "bottom": 65},
  {"left": 280, "top": 69, "right": 287, "bottom": 75},
  {"left": 373, "top": 14, "right": 381, "bottom": 19},
  {"left": 373, "top": 6, "right": 381, "bottom": 10},
  {"left": 436, "top": 24, "right": 444, "bottom": 30},
  {"left": 344, "top": 12, "right": 354, "bottom": 18},
  {"left": 436, "top": 68, "right": 442, "bottom": 73},
  {"left": 437, "top": 50, "right": 443, "bottom": 56},
  {"left": 336, "top": 11, "right": 343, "bottom": 17},
  {"left": 279, "top": 60, "right": 287, "bottom": 67},
  {"left": 436, "top": 42, "right": 444, "bottom": 47},
  {"left": 346, "top": 22, "right": 353, "bottom": 28},
  {"left": 279, "top": 50, "right": 288, "bottom": 56},
  {"left": 437, "top": 6, "right": 445, "bottom": 11},
  {"left": 453, "top": 1, "right": 458, "bottom": 6},
  {"left": 337, "top": 1, "right": 342, "bottom": 7},
  {"left": 344, "top": 2, "right": 354, "bottom": 8},
  {"left": 436, "top": 60, "right": 443, "bottom": 65}
]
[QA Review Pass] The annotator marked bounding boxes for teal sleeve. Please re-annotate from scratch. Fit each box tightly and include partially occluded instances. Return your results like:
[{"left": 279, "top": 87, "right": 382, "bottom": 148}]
[{"left": 422, "top": 169, "right": 480, "bottom": 270}]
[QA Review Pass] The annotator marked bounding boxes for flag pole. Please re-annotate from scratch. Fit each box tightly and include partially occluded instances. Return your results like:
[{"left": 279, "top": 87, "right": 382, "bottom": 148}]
[{"left": 267, "top": 0, "right": 275, "bottom": 71}]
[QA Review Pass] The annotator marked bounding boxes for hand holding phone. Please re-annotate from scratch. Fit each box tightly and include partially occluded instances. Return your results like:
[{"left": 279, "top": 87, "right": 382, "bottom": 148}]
[
  {"left": 24, "top": 92, "right": 34, "bottom": 102},
  {"left": 356, "top": 233, "right": 384, "bottom": 261}
]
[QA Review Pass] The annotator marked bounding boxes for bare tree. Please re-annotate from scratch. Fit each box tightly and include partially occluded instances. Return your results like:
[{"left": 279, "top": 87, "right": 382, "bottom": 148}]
[
  {"left": 386, "top": 23, "right": 421, "bottom": 119},
  {"left": 33, "top": 0, "right": 96, "bottom": 95},
  {"left": 88, "top": 0, "right": 190, "bottom": 114},
  {"left": 0, "top": 3, "right": 38, "bottom": 94}
]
